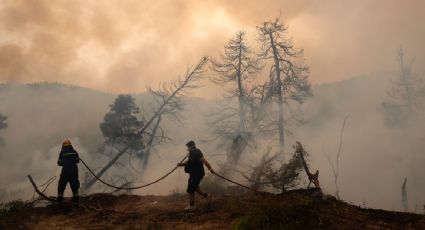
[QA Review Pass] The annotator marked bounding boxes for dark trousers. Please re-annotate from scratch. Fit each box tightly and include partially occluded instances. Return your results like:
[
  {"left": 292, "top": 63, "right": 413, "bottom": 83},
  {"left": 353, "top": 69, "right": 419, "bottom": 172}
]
[
  {"left": 187, "top": 174, "right": 204, "bottom": 194},
  {"left": 58, "top": 167, "right": 80, "bottom": 196}
]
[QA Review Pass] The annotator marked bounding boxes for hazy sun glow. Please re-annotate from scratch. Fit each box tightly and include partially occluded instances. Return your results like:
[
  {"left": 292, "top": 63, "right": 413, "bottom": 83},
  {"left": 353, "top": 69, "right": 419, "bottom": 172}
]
[
  {"left": 0, "top": 0, "right": 423, "bottom": 96},
  {"left": 191, "top": 7, "right": 240, "bottom": 39}
]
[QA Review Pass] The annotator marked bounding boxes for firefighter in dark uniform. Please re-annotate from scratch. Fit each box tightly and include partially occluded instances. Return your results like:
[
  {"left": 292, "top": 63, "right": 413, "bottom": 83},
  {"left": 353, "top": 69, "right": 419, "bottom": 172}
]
[
  {"left": 57, "top": 139, "right": 80, "bottom": 203},
  {"left": 178, "top": 140, "right": 214, "bottom": 210}
]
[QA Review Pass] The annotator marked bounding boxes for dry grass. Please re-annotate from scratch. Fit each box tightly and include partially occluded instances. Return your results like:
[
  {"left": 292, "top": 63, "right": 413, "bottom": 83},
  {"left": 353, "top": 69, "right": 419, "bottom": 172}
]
[{"left": 1, "top": 189, "right": 424, "bottom": 230}]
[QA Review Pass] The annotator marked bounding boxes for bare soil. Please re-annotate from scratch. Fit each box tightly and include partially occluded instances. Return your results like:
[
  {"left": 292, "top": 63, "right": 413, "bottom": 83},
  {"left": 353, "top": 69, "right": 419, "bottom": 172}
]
[{"left": 1, "top": 189, "right": 424, "bottom": 229}]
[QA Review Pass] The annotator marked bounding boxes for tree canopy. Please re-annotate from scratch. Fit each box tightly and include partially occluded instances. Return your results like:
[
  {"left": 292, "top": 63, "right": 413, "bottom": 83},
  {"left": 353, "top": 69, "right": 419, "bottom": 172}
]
[{"left": 100, "top": 94, "right": 145, "bottom": 158}]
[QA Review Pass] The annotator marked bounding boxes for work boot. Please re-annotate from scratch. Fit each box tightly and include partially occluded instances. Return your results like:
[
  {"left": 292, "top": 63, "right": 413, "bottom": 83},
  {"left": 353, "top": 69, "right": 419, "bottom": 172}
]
[{"left": 72, "top": 195, "right": 79, "bottom": 203}]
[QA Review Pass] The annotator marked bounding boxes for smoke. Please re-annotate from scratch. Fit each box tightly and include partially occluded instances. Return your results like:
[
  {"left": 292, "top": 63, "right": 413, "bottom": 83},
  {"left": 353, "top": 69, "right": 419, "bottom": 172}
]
[
  {"left": 0, "top": 83, "right": 215, "bottom": 201},
  {"left": 1, "top": 72, "right": 425, "bottom": 212},
  {"left": 0, "top": 0, "right": 424, "bottom": 97},
  {"left": 288, "top": 74, "right": 425, "bottom": 212},
  {"left": 0, "top": 0, "right": 424, "bottom": 213}
]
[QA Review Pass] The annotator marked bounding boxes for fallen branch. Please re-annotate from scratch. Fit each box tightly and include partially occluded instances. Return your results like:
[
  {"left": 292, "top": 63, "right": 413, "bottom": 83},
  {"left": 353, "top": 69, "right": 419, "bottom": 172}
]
[
  {"left": 27, "top": 175, "right": 56, "bottom": 202},
  {"left": 27, "top": 174, "right": 136, "bottom": 215},
  {"left": 41, "top": 176, "right": 56, "bottom": 194},
  {"left": 83, "top": 57, "right": 208, "bottom": 190}
]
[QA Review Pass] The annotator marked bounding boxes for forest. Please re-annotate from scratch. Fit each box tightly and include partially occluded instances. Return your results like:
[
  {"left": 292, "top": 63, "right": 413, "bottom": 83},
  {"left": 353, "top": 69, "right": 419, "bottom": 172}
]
[{"left": 0, "top": 1, "right": 425, "bottom": 229}]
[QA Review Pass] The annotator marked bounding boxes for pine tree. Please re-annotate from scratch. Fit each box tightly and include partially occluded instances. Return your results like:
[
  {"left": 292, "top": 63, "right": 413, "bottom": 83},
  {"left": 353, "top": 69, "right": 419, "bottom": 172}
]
[
  {"left": 381, "top": 48, "right": 425, "bottom": 127},
  {"left": 100, "top": 94, "right": 145, "bottom": 158},
  {"left": 257, "top": 17, "right": 311, "bottom": 151}
]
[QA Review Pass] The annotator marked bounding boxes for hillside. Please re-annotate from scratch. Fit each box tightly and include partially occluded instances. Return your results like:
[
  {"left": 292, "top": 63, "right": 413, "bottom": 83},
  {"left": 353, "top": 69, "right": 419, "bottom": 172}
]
[
  {"left": 0, "top": 82, "right": 212, "bottom": 201},
  {"left": 1, "top": 76, "right": 425, "bottom": 212},
  {"left": 1, "top": 188, "right": 424, "bottom": 229}
]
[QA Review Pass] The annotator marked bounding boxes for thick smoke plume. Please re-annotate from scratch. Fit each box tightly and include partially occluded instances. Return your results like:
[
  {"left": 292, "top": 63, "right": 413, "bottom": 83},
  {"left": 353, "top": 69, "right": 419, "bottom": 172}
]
[{"left": 0, "top": 0, "right": 424, "bottom": 97}]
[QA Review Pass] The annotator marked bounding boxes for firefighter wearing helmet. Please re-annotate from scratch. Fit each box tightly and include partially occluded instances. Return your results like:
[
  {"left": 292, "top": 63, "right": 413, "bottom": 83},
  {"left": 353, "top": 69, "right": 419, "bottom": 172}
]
[{"left": 57, "top": 139, "right": 80, "bottom": 203}]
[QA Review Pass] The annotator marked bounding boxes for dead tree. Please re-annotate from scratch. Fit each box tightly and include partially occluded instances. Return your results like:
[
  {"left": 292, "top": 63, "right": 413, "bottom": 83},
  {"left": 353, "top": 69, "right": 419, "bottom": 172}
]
[
  {"left": 245, "top": 83, "right": 276, "bottom": 136},
  {"left": 0, "top": 112, "right": 7, "bottom": 146},
  {"left": 381, "top": 47, "right": 425, "bottom": 127},
  {"left": 402, "top": 177, "right": 408, "bottom": 211},
  {"left": 257, "top": 17, "right": 311, "bottom": 152},
  {"left": 210, "top": 31, "right": 260, "bottom": 133},
  {"left": 324, "top": 116, "right": 348, "bottom": 199},
  {"left": 140, "top": 114, "right": 162, "bottom": 173},
  {"left": 227, "top": 133, "right": 251, "bottom": 164},
  {"left": 295, "top": 142, "right": 320, "bottom": 189},
  {"left": 140, "top": 78, "right": 188, "bottom": 172},
  {"left": 210, "top": 31, "right": 260, "bottom": 165},
  {"left": 82, "top": 57, "right": 208, "bottom": 190}
]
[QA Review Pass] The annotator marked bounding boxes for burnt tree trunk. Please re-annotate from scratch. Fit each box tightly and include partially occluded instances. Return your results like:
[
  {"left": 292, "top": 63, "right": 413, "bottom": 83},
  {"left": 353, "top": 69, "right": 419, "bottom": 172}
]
[{"left": 295, "top": 142, "right": 320, "bottom": 189}]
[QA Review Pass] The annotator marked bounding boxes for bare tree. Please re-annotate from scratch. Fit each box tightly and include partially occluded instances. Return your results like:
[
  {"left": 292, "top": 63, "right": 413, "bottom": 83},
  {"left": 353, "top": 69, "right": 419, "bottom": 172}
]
[
  {"left": 140, "top": 114, "right": 163, "bottom": 173},
  {"left": 245, "top": 82, "right": 275, "bottom": 135},
  {"left": 82, "top": 57, "right": 208, "bottom": 190},
  {"left": 324, "top": 116, "right": 349, "bottom": 200},
  {"left": 402, "top": 177, "right": 408, "bottom": 212},
  {"left": 0, "top": 113, "right": 7, "bottom": 146},
  {"left": 381, "top": 47, "right": 425, "bottom": 127},
  {"left": 140, "top": 78, "right": 190, "bottom": 172},
  {"left": 210, "top": 31, "right": 260, "bottom": 164},
  {"left": 211, "top": 31, "right": 260, "bottom": 133},
  {"left": 257, "top": 17, "right": 312, "bottom": 151}
]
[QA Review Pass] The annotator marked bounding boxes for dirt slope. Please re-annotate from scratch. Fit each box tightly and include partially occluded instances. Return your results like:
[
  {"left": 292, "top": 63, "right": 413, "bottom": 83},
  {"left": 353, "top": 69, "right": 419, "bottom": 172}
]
[{"left": 1, "top": 189, "right": 424, "bottom": 230}]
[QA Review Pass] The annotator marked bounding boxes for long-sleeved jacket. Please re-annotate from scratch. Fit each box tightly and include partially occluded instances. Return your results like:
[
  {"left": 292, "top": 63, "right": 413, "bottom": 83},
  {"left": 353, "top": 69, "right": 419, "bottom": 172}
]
[{"left": 57, "top": 145, "right": 79, "bottom": 170}]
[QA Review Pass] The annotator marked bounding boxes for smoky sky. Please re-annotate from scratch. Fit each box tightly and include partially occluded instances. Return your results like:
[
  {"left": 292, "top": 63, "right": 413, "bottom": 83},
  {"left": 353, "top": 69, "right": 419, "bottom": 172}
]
[{"left": 0, "top": 0, "right": 424, "bottom": 97}]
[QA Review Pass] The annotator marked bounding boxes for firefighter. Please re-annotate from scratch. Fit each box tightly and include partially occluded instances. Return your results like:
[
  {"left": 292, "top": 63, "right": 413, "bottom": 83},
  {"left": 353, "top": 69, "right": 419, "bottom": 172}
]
[
  {"left": 57, "top": 139, "right": 80, "bottom": 203},
  {"left": 178, "top": 140, "right": 215, "bottom": 210}
]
